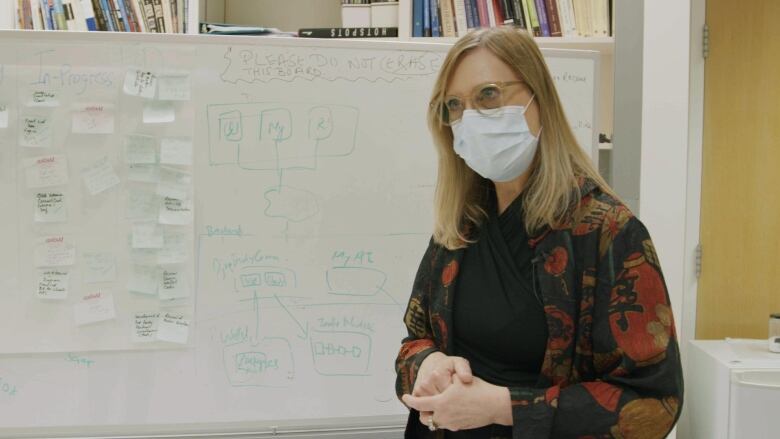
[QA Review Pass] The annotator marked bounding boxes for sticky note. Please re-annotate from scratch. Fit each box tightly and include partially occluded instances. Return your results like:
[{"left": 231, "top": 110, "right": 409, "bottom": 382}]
[
  {"left": 158, "top": 269, "right": 189, "bottom": 300},
  {"left": 132, "top": 222, "right": 164, "bottom": 249},
  {"left": 159, "top": 137, "right": 192, "bottom": 166},
  {"left": 125, "top": 189, "right": 158, "bottom": 220},
  {"left": 124, "top": 134, "right": 157, "bottom": 164},
  {"left": 72, "top": 103, "right": 115, "bottom": 134},
  {"left": 157, "top": 75, "right": 191, "bottom": 101},
  {"left": 19, "top": 114, "right": 53, "bottom": 148},
  {"left": 0, "top": 104, "right": 9, "bottom": 128},
  {"left": 24, "top": 155, "right": 69, "bottom": 188},
  {"left": 36, "top": 269, "right": 69, "bottom": 299},
  {"left": 82, "top": 252, "right": 116, "bottom": 284},
  {"left": 127, "top": 164, "right": 160, "bottom": 183},
  {"left": 132, "top": 312, "right": 161, "bottom": 342},
  {"left": 127, "top": 265, "right": 159, "bottom": 295},
  {"left": 157, "top": 232, "right": 188, "bottom": 265},
  {"left": 27, "top": 90, "right": 59, "bottom": 107},
  {"left": 81, "top": 156, "right": 120, "bottom": 195},
  {"left": 73, "top": 292, "right": 116, "bottom": 326},
  {"left": 143, "top": 101, "right": 175, "bottom": 124},
  {"left": 158, "top": 197, "right": 193, "bottom": 225},
  {"left": 123, "top": 70, "right": 157, "bottom": 98},
  {"left": 156, "top": 167, "right": 190, "bottom": 199},
  {"left": 34, "top": 235, "right": 76, "bottom": 267},
  {"left": 34, "top": 192, "right": 67, "bottom": 223},
  {"left": 156, "top": 312, "right": 190, "bottom": 344}
]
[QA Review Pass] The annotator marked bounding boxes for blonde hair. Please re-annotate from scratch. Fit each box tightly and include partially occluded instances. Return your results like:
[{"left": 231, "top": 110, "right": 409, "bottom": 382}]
[{"left": 429, "top": 27, "right": 615, "bottom": 250}]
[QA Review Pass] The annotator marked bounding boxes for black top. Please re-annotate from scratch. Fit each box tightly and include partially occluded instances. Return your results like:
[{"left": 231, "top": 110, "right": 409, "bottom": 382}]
[{"left": 447, "top": 190, "right": 548, "bottom": 438}]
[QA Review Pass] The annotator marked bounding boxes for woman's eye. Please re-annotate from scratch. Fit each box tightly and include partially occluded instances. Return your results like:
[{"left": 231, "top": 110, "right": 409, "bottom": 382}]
[
  {"left": 478, "top": 87, "right": 500, "bottom": 100},
  {"left": 445, "top": 98, "right": 463, "bottom": 110}
]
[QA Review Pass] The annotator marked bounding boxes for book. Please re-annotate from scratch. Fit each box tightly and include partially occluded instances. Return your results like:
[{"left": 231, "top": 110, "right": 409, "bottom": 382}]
[
  {"left": 452, "top": 0, "right": 467, "bottom": 36},
  {"left": 29, "top": 0, "right": 43, "bottom": 29},
  {"left": 80, "top": 0, "right": 97, "bottom": 30},
  {"left": 492, "top": 0, "right": 504, "bottom": 25},
  {"left": 463, "top": 0, "right": 474, "bottom": 29},
  {"left": 99, "top": 0, "right": 117, "bottom": 31},
  {"left": 485, "top": 0, "right": 495, "bottom": 27},
  {"left": 90, "top": 0, "right": 106, "bottom": 29},
  {"left": 201, "top": 22, "right": 293, "bottom": 35},
  {"left": 115, "top": 0, "right": 132, "bottom": 31},
  {"left": 440, "top": 0, "right": 456, "bottom": 37},
  {"left": 523, "top": 0, "right": 540, "bottom": 36},
  {"left": 556, "top": 0, "right": 576, "bottom": 36},
  {"left": 298, "top": 27, "right": 398, "bottom": 38},
  {"left": 151, "top": 0, "right": 164, "bottom": 32},
  {"left": 534, "top": 0, "right": 549, "bottom": 36},
  {"left": 52, "top": 0, "right": 67, "bottom": 29},
  {"left": 592, "top": 0, "right": 608, "bottom": 36},
  {"left": 127, "top": 0, "right": 145, "bottom": 31},
  {"left": 476, "top": 0, "right": 488, "bottom": 28},
  {"left": 430, "top": 0, "right": 440, "bottom": 36},
  {"left": 139, "top": 0, "right": 157, "bottom": 32},
  {"left": 422, "top": 0, "right": 430, "bottom": 36},
  {"left": 500, "top": 0, "right": 514, "bottom": 25},
  {"left": 412, "top": 0, "right": 423, "bottom": 36},
  {"left": 511, "top": 0, "right": 526, "bottom": 28},
  {"left": 544, "top": 0, "right": 561, "bottom": 36}
]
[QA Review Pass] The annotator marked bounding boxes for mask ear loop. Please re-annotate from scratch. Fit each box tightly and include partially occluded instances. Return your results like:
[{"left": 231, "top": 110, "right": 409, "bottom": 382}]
[
  {"left": 521, "top": 94, "right": 536, "bottom": 115},
  {"left": 521, "top": 94, "right": 542, "bottom": 138}
]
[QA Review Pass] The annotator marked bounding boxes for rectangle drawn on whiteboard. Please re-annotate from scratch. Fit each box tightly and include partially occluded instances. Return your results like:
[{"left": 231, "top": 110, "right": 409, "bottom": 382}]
[
  {"left": 36, "top": 269, "right": 69, "bottom": 299},
  {"left": 34, "top": 235, "right": 76, "bottom": 267},
  {"left": 81, "top": 156, "right": 120, "bottom": 195},
  {"left": 34, "top": 192, "right": 68, "bottom": 223},
  {"left": 19, "top": 114, "right": 53, "bottom": 148},
  {"left": 24, "top": 155, "right": 68, "bottom": 188},
  {"left": 71, "top": 103, "right": 115, "bottom": 134},
  {"left": 73, "top": 292, "right": 116, "bottom": 326}
]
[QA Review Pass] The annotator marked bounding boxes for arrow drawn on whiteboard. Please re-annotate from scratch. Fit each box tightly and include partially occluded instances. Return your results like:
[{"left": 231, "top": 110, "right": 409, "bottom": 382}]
[{"left": 274, "top": 294, "right": 308, "bottom": 340}]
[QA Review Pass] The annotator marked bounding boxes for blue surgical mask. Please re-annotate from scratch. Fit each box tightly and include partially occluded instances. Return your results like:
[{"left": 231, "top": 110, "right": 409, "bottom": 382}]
[{"left": 451, "top": 96, "right": 540, "bottom": 182}]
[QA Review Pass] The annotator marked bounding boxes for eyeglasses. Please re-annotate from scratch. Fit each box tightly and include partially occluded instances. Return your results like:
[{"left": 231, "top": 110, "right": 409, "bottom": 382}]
[{"left": 432, "top": 80, "right": 526, "bottom": 126}]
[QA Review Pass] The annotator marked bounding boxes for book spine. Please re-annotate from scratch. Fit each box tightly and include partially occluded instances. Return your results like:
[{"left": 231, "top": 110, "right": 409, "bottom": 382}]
[
  {"left": 422, "top": 0, "right": 430, "bottom": 36},
  {"left": 544, "top": 0, "right": 560, "bottom": 36},
  {"left": 500, "top": 0, "right": 514, "bottom": 24},
  {"left": 463, "top": 0, "right": 474, "bottom": 28},
  {"left": 555, "top": 0, "right": 573, "bottom": 36},
  {"left": 97, "top": 0, "right": 115, "bottom": 30},
  {"left": 430, "top": 0, "right": 440, "bottom": 36},
  {"left": 52, "top": 0, "right": 67, "bottom": 29},
  {"left": 61, "top": 0, "right": 80, "bottom": 30},
  {"left": 440, "top": 0, "right": 456, "bottom": 37},
  {"left": 128, "top": 0, "right": 144, "bottom": 31},
  {"left": 115, "top": 0, "right": 132, "bottom": 31},
  {"left": 485, "top": 0, "right": 495, "bottom": 27},
  {"left": 151, "top": 0, "right": 164, "bottom": 32},
  {"left": 80, "top": 0, "right": 97, "bottom": 30},
  {"left": 492, "top": 0, "right": 504, "bottom": 25},
  {"left": 140, "top": 0, "right": 157, "bottom": 32},
  {"left": 90, "top": 0, "right": 106, "bottom": 29},
  {"left": 534, "top": 0, "right": 549, "bottom": 36},
  {"left": 169, "top": 0, "right": 177, "bottom": 33},
  {"left": 452, "top": 0, "right": 467, "bottom": 36},
  {"left": 412, "top": 0, "right": 423, "bottom": 36},
  {"left": 596, "top": 0, "right": 608, "bottom": 36},
  {"left": 160, "top": 0, "right": 172, "bottom": 32},
  {"left": 22, "top": 0, "right": 34, "bottom": 28},
  {"left": 511, "top": 0, "right": 525, "bottom": 28},
  {"left": 28, "top": 0, "right": 43, "bottom": 29},
  {"left": 523, "top": 0, "right": 539, "bottom": 35},
  {"left": 298, "top": 27, "right": 399, "bottom": 38},
  {"left": 476, "top": 0, "right": 488, "bottom": 27}
]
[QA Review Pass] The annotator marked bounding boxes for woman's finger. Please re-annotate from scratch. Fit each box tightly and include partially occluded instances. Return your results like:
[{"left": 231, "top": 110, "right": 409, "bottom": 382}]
[{"left": 452, "top": 357, "right": 473, "bottom": 383}]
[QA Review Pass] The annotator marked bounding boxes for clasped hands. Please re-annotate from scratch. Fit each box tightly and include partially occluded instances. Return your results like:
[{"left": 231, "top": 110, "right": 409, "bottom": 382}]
[{"left": 401, "top": 352, "right": 513, "bottom": 432}]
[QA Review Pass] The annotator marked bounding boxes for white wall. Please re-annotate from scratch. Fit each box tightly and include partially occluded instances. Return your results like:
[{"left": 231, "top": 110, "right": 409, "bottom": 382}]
[{"left": 640, "top": 1, "right": 696, "bottom": 436}]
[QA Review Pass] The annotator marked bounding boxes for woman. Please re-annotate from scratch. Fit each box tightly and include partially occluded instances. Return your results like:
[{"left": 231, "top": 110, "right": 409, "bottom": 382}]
[{"left": 395, "top": 27, "right": 683, "bottom": 439}]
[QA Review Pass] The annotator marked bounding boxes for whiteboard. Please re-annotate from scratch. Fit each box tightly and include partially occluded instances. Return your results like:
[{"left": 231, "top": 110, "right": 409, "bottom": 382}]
[{"left": 0, "top": 31, "right": 599, "bottom": 437}]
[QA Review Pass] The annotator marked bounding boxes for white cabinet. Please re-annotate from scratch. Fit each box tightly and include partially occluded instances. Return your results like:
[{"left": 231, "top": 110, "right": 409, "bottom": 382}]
[{"left": 682, "top": 340, "right": 780, "bottom": 439}]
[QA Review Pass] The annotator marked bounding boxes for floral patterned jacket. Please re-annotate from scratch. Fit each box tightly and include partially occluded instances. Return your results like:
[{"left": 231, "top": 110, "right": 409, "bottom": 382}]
[{"left": 395, "top": 178, "right": 683, "bottom": 439}]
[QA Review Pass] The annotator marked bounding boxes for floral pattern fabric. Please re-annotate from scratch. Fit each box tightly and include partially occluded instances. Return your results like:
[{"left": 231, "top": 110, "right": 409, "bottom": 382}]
[{"left": 395, "top": 178, "right": 683, "bottom": 439}]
